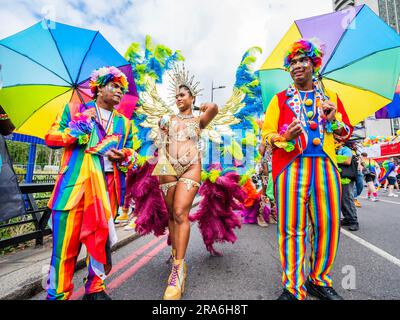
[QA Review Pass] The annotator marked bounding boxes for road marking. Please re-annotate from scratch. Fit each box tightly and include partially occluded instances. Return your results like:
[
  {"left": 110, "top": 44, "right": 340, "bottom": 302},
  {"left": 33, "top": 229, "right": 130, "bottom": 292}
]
[
  {"left": 71, "top": 235, "right": 166, "bottom": 300},
  {"left": 361, "top": 197, "right": 400, "bottom": 205},
  {"left": 108, "top": 241, "right": 168, "bottom": 290},
  {"left": 341, "top": 229, "right": 400, "bottom": 268}
]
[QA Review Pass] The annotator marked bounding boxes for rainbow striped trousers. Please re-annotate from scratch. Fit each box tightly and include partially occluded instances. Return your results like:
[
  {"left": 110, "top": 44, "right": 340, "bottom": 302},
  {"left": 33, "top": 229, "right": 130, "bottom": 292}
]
[
  {"left": 275, "top": 156, "right": 341, "bottom": 300},
  {"left": 46, "top": 173, "right": 118, "bottom": 300}
]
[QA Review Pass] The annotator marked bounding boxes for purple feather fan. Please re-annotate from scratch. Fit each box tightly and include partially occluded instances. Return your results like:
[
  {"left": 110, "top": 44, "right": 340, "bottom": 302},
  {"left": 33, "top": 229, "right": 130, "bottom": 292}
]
[
  {"left": 125, "top": 162, "right": 169, "bottom": 237},
  {"left": 190, "top": 171, "right": 247, "bottom": 256}
]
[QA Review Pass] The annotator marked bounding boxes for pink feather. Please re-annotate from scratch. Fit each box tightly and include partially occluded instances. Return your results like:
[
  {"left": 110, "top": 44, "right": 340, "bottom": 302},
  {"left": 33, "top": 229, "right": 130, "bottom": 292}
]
[
  {"left": 190, "top": 171, "right": 246, "bottom": 256},
  {"left": 125, "top": 162, "right": 169, "bottom": 237}
]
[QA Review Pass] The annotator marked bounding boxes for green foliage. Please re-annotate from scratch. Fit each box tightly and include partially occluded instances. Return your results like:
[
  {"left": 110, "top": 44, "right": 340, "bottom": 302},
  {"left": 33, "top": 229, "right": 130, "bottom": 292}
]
[
  {"left": 5, "top": 140, "right": 29, "bottom": 165},
  {"left": 0, "top": 216, "right": 36, "bottom": 255}
]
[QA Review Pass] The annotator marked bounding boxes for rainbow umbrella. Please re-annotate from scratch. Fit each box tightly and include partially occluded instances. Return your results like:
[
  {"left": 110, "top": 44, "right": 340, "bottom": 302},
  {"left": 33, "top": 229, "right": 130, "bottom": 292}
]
[
  {"left": 375, "top": 80, "right": 400, "bottom": 119},
  {"left": 259, "top": 5, "right": 400, "bottom": 125},
  {"left": 0, "top": 20, "right": 138, "bottom": 139}
]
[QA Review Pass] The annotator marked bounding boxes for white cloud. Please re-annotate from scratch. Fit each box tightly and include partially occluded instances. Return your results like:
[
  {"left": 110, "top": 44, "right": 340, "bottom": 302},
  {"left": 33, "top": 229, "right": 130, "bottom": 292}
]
[{"left": 0, "top": 0, "right": 333, "bottom": 105}]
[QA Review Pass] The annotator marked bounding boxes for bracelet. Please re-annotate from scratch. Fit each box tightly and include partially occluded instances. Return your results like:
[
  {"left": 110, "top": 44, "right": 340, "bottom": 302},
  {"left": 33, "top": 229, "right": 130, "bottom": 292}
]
[
  {"left": 325, "top": 112, "right": 345, "bottom": 133},
  {"left": 273, "top": 135, "right": 295, "bottom": 152},
  {"left": 325, "top": 119, "right": 344, "bottom": 133},
  {"left": 118, "top": 149, "right": 138, "bottom": 173},
  {"left": 0, "top": 113, "right": 10, "bottom": 120}
]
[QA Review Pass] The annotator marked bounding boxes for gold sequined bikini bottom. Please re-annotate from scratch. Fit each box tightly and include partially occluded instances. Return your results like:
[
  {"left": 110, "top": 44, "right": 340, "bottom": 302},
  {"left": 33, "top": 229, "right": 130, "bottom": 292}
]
[
  {"left": 160, "top": 178, "right": 200, "bottom": 196},
  {"left": 167, "top": 154, "right": 199, "bottom": 179}
]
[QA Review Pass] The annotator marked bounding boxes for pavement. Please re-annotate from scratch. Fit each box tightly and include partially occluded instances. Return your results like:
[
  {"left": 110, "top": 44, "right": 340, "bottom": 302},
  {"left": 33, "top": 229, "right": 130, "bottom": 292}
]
[
  {"left": 29, "top": 189, "right": 400, "bottom": 300},
  {"left": 0, "top": 198, "right": 200, "bottom": 300}
]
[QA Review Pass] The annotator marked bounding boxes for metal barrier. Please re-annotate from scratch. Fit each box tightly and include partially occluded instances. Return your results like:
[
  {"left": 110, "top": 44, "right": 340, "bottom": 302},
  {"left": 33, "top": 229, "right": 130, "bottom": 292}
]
[
  {"left": 15, "top": 173, "right": 57, "bottom": 184},
  {"left": 0, "top": 183, "right": 54, "bottom": 249}
]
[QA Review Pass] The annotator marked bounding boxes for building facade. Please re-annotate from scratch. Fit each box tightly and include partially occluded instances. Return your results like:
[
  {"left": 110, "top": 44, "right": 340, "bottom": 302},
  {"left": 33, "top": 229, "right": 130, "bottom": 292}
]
[{"left": 333, "top": 0, "right": 356, "bottom": 11}]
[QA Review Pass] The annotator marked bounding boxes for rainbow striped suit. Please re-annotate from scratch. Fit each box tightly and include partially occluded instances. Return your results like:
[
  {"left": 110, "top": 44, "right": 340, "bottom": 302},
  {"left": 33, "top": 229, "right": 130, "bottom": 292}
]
[
  {"left": 262, "top": 86, "right": 353, "bottom": 300},
  {"left": 45, "top": 101, "right": 134, "bottom": 300}
]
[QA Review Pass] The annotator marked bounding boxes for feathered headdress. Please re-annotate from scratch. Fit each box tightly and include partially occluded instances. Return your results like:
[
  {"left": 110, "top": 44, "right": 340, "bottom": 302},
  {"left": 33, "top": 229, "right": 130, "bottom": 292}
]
[
  {"left": 167, "top": 63, "right": 203, "bottom": 103},
  {"left": 283, "top": 38, "right": 324, "bottom": 74},
  {"left": 89, "top": 66, "right": 129, "bottom": 94}
]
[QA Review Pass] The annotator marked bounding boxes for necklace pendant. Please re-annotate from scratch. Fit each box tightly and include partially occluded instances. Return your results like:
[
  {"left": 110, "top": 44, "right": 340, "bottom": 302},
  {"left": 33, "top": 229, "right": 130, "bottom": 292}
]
[
  {"left": 307, "top": 111, "right": 314, "bottom": 119},
  {"left": 309, "top": 121, "right": 318, "bottom": 131},
  {"left": 305, "top": 98, "right": 313, "bottom": 106},
  {"left": 312, "top": 137, "right": 321, "bottom": 146}
]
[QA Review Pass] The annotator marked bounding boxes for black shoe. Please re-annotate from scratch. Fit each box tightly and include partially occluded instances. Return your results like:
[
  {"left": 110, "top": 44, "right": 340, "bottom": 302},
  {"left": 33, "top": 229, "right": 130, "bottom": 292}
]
[
  {"left": 340, "top": 219, "right": 352, "bottom": 226},
  {"left": 277, "top": 289, "right": 298, "bottom": 300},
  {"left": 305, "top": 280, "right": 343, "bottom": 300},
  {"left": 348, "top": 223, "right": 359, "bottom": 231},
  {"left": 82, "top": 291, "right": 112, "bottom": 300}
]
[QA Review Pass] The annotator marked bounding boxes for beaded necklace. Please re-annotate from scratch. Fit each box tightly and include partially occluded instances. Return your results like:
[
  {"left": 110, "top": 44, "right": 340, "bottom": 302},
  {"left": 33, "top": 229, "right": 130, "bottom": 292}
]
[
  {"left": 298, "top": 90, "right": 317, "bottom": 122},
  {"left": 177, "top": 113, "right": 194, "bottom": 120}
]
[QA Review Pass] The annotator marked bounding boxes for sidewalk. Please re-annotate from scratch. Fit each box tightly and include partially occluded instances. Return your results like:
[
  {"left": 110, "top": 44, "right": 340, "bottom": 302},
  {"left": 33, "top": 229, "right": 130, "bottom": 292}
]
[
  {"left": 0, "top": 224, "right": 140, "bottom": 300},
  {"left": 0, "top": 198, "right": 200, "bottom": 300}
]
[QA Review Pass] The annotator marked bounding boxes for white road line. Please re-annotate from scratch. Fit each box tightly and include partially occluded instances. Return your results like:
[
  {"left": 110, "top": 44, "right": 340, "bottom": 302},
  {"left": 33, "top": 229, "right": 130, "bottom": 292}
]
[
  {"left": 341, "top": 228, "right": 400, "bottom": 268},
  {"left": 360, "top": 197, "right": 400, "bottom": 205}
]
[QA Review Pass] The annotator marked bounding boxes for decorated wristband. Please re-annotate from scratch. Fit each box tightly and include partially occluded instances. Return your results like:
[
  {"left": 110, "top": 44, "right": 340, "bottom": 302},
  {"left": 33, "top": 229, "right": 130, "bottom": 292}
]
[
  {"left": 268, "top": 124, "right": 295, "bottom": 152},
  {"left": 324, "top": 112, "right": 345, "bottom": 133},
  {"left": 118, "top": 149, "right": 138, "bottom": 173},
  {"left": 325, "top": 119, "right": 344, "bottom": 133},
  {"left": 274, "top": 135, "right": 295, "bottom": 152}
]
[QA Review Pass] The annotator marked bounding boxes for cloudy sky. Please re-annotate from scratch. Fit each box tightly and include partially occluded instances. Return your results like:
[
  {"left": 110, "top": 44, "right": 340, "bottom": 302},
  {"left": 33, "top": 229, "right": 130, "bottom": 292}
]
[{"left": 0, "top": 0, "right": 333, "bottom": 106}]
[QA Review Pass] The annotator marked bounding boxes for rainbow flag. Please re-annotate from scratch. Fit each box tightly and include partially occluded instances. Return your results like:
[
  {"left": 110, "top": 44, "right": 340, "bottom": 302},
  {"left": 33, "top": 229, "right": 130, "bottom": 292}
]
[
  {"left": 80, "top": 125, "right": 114, "bottom": 264},
  {"left": 85, "top": 134, "right": 120, "bottom": 156}
]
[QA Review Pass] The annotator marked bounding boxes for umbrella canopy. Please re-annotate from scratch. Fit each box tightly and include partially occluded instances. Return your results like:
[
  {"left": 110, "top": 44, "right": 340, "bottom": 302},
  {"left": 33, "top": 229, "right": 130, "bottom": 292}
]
[
  {"left": 259, "top": 5, "right": 400, "bottom": 125},
  {"left": 0, "top": 20, "right": 138, "bottom": 139},
  {"left": 375, "top": 80, "right": 400, "bottom": 119}
]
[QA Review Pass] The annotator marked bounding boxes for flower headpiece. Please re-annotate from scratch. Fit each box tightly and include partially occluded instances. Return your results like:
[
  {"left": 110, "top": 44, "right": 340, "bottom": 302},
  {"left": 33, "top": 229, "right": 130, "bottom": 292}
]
[
  {"left": 284, "top": 38, "right": 324, "bottom": 74},
  {"left": 168, "top": 63, "right": 203, "bottom": 103},
  {"left": 89, "top": 66, "right": 129, "bottom": 95}
]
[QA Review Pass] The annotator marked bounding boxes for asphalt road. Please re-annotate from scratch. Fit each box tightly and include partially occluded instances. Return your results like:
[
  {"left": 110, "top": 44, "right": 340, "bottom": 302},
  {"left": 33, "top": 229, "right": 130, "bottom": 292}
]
[{"left": 31, "top": 189, "right": 400, "bottom": 300}]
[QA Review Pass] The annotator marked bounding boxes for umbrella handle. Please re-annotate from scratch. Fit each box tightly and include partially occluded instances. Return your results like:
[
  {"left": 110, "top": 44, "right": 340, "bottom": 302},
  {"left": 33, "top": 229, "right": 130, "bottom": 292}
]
[{"left": 316, "top": 74, "right": 328, "bottom": 101}]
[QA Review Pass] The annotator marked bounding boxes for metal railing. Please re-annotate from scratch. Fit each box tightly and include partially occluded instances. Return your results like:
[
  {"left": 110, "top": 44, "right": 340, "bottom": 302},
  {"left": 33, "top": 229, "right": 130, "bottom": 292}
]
[
  {"left": 0, "top": 183, "right": 54, "bottom": 249},
  {"left": 15, "top": 173, "right": 57, "bottom": 184}
]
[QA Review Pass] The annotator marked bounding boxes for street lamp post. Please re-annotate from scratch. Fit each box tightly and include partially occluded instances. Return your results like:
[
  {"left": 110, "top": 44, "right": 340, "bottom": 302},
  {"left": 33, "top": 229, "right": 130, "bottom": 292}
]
[{"left": 211, "top": 80, "right": 226, "bottom": 102}]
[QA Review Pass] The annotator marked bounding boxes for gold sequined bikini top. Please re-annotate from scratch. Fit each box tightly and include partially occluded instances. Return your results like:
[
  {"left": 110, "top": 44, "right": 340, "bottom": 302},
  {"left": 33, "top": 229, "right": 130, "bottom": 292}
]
[{"left": 168, "top": 116, "right": 201, "bottom": 142}]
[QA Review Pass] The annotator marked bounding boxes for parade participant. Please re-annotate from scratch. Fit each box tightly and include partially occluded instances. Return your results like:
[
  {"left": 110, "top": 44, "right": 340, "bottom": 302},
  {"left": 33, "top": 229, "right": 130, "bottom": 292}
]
[
  {"left": 261, "top": 39, "right": 353, "bottom": 300},
  {"left": 0, "top": 105, "right": 26, "bottom": 223},
  {"left": 336, "top": 140, "right": 359, "bottom": 231},
  {"left": 115, "top": 190, "right": 132, "bottom": 225},
  {"left": 380, "top": 157, "right": 398, "bottom": 197},
  {"left": 361, "top": 152, "right": 379, "bottom": 201},
  {"left": 155, "top": 73, "right": 218, "bottom": 300},
  {"left": 45, "top": 66, "right": 136, "bottom": 300},
  {"left": 348, "top": 142, "right": 364, "bottom": 208},
  {"left": 258, "top": 142, "right": 276, "bottom": 225}
]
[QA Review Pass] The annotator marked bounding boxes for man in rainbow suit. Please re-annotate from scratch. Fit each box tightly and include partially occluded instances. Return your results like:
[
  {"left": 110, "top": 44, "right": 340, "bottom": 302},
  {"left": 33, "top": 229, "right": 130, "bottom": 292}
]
[
  {"left": 261, "top": 39, "right": 353, "bottom": 300},
  {"left": 45, "top": 66, "right": 137, "bottom": 300}
]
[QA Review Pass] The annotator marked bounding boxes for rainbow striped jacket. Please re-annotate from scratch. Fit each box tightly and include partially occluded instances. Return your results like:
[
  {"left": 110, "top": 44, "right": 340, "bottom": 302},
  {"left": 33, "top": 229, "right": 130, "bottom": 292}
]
[{"left": 45, "top": 101, "right": 134, "bottom": 211}]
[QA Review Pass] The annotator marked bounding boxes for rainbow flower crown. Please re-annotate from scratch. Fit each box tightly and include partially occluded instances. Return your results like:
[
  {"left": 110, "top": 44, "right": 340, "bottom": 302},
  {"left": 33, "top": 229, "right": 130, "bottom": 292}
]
[
  {"left": 284, "top": 38, "right": 324, "bottom": 74},
  {"left": 89, "top": 66, "right": 129, "bottom": 94}
]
